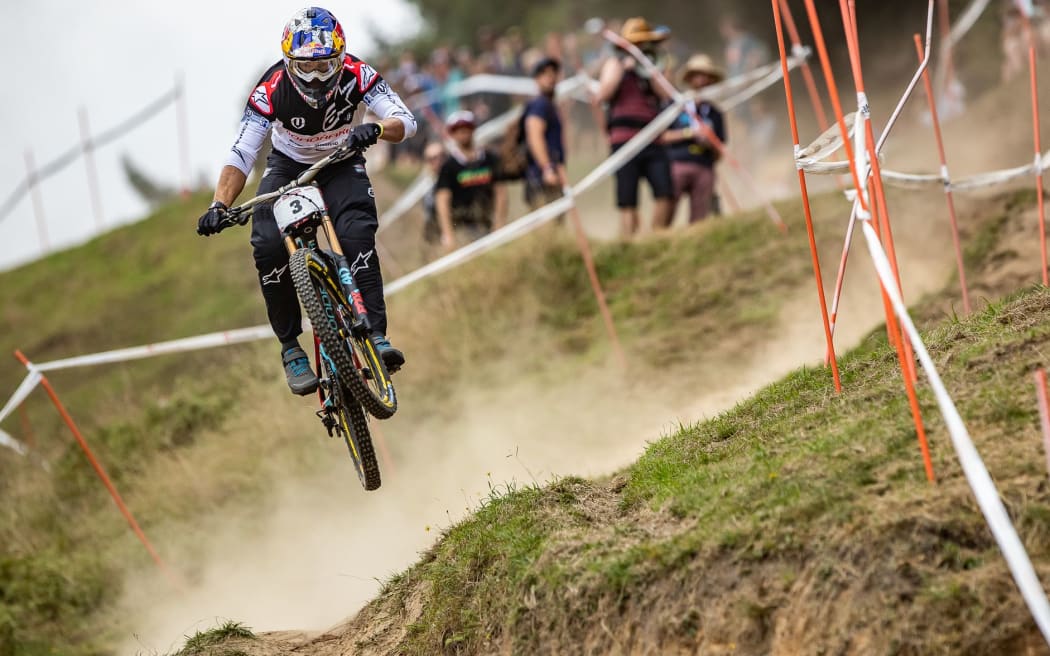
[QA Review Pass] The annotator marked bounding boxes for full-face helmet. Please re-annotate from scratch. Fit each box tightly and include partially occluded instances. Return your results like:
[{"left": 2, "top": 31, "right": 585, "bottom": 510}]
[{"left": 281, "top": 7, "right": 346, "bottom": 108}]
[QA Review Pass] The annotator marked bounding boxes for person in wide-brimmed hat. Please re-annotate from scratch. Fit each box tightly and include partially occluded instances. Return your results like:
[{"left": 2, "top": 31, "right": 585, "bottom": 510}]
[
  {"left": 680, "top": 54, "right": 725, "bottom": 85},
  {"left": 620, "top": 16, "right": 671, "bottom": 45},
  {"left": 595, "top": 17, "right": 675, "bottom": 238},
  {"left": 662, "top": 53, "right": 727, "bottom": 224}
]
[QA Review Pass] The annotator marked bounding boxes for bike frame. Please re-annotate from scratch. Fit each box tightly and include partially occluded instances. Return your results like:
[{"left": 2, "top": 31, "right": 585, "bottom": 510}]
[{"left": 224, "top": 144, "right": 373, "bottom": 334}]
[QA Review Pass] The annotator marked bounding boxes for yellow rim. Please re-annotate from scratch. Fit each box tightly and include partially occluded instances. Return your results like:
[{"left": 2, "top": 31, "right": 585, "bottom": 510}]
[
  {"left": 338, "top": 407, "right": 362, "bottom": 462},
  {"left": 352, "top": 336, "right": 396, "bottom": 409}
]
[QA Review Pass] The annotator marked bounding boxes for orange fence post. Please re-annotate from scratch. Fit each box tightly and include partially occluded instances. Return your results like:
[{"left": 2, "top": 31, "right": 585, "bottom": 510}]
[
  {"left": 561, "top": 176, "right": 628, "bottom": 370},
  {"left": 1028, "top": 44, "right": 1048, "bottom": 286},
  {"left": 778, "top": 0, "right": 831, "bottom": 133},
  {"left": 772, "top": 0, "right": 841, "bottom": 393},
  {"left": 1035, "top": 369, "right": 1050, "bottom": 479},
  {"left": 13, "top": 351, "right": 183, "bottom": 589},
  {"left": 800, "top": 0, "right": 869, "bottom": 211},
  {"left": 843, "top": 0, "right": 933, "bottom": 480},
  {"left": 824, "top": 207, "right": 858, "bottom": 364},
  {"left": 1017, "top": 4, "right": 1048, "bottom": 285},
  {"left": 840, "top": 0, "right": 920, "bottom": 384},
  {"left": 914, "top": 34, "right": 972, "bottom": 315},
  {"left": 800, "top": 0, "right": 935, "bottom": 482}
]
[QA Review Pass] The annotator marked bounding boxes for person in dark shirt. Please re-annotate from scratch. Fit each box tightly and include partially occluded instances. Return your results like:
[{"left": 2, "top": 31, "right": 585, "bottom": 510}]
[
  {"left": 665, "top": 54, "right": 726, "bottom": 223},
  {"left": 435, "top": 111, "right": 508, "bottom": 250},
  {"left": 596, "top": 18, "right": 675, "bottom": 238},
  {"left": 523, "top": 57, "right": 566, "bottom": 209}
]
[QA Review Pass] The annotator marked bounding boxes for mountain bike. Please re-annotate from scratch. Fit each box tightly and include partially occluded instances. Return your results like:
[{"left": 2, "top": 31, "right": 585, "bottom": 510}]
[{"left": 217, "top": 144, "right": 396, "bottom": 491}]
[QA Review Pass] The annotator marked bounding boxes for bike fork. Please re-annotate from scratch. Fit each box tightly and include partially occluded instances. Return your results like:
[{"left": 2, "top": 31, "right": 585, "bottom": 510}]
[{"left": 319, "top": 212, "right": 372, "bottom": 335}]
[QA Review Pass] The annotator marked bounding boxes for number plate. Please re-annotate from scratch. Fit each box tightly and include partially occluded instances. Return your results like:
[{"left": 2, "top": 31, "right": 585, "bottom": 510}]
[{"left": 273, "top": 185, "right": 326, "bottom": 234}]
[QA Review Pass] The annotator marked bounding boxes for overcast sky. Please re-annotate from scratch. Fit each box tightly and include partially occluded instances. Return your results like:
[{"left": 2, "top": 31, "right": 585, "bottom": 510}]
[{"left": 0, "top": 1, "right": 422, "bottom": 270}]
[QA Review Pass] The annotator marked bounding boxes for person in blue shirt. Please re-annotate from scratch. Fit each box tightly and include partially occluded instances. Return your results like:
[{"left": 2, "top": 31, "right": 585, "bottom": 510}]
[
  {"left": 664, "top": 54, "right": 726, "bottom": 223},
  {"left": 522, "top": 57, "right": 566, "bottom": 209}
]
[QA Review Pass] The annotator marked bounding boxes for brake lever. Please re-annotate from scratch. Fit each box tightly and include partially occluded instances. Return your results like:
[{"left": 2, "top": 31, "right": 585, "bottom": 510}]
[{"left": 222, "top": 207, "right": 252, "bottom": 228}]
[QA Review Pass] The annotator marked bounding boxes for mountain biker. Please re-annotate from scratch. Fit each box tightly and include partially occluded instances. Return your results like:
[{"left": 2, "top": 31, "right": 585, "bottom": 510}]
[{"left": 196, "top": 7, "right": 417, "bottom": 396}]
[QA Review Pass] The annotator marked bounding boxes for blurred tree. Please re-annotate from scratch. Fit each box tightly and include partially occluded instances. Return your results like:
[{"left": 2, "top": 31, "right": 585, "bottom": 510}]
[{"left": 121, "top": 155, "right": 176, "bottom": 208}]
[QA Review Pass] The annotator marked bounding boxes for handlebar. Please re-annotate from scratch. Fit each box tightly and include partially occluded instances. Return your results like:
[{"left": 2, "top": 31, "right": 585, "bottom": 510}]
[{"left": 218, "top": 143, "right": 365, "bottom": 229}]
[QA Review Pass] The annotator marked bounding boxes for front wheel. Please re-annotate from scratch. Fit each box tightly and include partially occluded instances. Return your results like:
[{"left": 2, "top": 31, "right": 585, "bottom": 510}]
[{"left": 289, "top": 248, "right": 398, "bottom": 419}]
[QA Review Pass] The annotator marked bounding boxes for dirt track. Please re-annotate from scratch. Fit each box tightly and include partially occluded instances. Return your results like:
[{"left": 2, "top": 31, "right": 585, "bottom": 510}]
[{"left": 117, "top": 58, "right": 1050, "bottom": 652}]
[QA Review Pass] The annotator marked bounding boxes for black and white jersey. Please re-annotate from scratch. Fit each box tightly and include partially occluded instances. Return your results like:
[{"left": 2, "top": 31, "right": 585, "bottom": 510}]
[{"left": 225, "top": 54, "right": 417, "bottom": 174}]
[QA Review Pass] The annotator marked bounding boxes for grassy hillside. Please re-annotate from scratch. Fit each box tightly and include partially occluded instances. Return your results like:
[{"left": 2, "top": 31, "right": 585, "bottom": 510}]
[
  {"left": 247, "top": 285, "right": 1050, "bottom": 656},
  {"left": 0, "top": 181, "right": 832, "bottom": 654},
  {"left": 0, "top": 175, "right": 1037, "bottom": 654}
]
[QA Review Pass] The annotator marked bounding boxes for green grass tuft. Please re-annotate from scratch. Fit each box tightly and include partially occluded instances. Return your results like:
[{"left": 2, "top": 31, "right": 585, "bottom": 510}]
[{"left": 176, "top": 621, "right": 255, "bottom": 655}]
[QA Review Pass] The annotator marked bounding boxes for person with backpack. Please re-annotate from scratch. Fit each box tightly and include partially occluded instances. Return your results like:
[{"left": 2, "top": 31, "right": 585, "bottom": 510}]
[
  {"left": 522, "top": 57, "right": 566, "bottom": 210},
  {"left": 595, "top": 17, "right": 675, "bottom": 238}
]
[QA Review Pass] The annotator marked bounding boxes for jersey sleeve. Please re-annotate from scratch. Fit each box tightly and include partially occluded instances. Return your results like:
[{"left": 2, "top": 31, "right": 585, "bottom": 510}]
[
  {"left": 246, "top": 67, "right": 283, "bottom": 120},
  {"left": 225, "top": 108, "right": 271, "bottom": 176},
  {"left": 225, "top": 66, "right": 281, "bottom": 175},
  {"left": 353, "top": 62, "right": 417, "bottom": 142}
]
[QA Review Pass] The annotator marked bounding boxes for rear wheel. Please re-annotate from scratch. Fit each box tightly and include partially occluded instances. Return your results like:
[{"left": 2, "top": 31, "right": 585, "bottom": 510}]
[
  {"left": 315, "top": 337, "right": 382, "bottom": 490},
  {"left": 336, "top": 388, "right": 381, "bottom": 490}
]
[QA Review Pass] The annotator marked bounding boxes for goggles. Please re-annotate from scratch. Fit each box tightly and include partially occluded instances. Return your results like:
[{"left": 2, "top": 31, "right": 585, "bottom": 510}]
[{"left": 289, "top": 56, "right": 341, "bottom": 82}]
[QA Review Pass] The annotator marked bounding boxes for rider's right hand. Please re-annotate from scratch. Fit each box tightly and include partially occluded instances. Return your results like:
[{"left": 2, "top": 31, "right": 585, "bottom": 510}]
[{"left": 197, "top": 201, "right": 229, "bottom": 236}]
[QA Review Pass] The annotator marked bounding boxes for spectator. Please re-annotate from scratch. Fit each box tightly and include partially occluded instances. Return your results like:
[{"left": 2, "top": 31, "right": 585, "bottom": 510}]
[
  {"left": 432, "top": 49, "right": 461, "bottom": 117},
  {"left": 523, "top": 57, "right": 567, "bottom": 210},
  {"left": 665, "top": 54, "right": 726, "bottom": 224},
  {"left": 436, "top": 111, "right": 508, "bottom": 250},
  {"left": 719, "top": 14, "right": 775, "bottom": 164},
  {"left": 596, "top": 17, "right": 675, "bottom": 237},
  {"left": 421, "top": 142, "right": 447, "bottom": 245}
]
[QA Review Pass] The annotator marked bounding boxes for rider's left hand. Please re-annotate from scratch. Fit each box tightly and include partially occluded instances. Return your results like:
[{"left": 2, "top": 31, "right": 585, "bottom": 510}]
[
  {"left": 197, "top": 201, "right": 229, "bottom": 236},
  {"left": 346, "top": 123, "right": 384, "bottom": 151}
]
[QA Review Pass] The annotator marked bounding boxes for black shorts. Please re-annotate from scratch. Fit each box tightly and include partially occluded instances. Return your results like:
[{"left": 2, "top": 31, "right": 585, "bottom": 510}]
[{"left": 612, "top": 142, "right": 673, "bottom": 208}]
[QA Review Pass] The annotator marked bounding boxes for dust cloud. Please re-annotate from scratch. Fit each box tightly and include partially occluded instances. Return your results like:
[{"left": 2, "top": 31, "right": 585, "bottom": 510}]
[{"left": 119, "top": 186, "right": 957, "bottom": 653}]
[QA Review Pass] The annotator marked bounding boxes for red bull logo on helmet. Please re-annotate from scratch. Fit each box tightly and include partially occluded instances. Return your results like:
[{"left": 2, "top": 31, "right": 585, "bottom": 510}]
[{"left": 281, "top": 7, "right": 346, "bottom": 59}]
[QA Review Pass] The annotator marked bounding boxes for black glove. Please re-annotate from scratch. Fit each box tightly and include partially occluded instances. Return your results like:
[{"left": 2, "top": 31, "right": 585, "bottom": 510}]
[
  {"left": 346, "top": 122, "right": 383, "bottom": 151},
  {"left": 197, "top": 201, "right": 228, "bottom": 237}
]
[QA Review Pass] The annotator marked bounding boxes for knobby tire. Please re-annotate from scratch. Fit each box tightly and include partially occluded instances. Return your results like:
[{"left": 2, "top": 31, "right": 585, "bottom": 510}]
[{"left": 290, "top": 248, "right": 382, "bottom": 490}]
